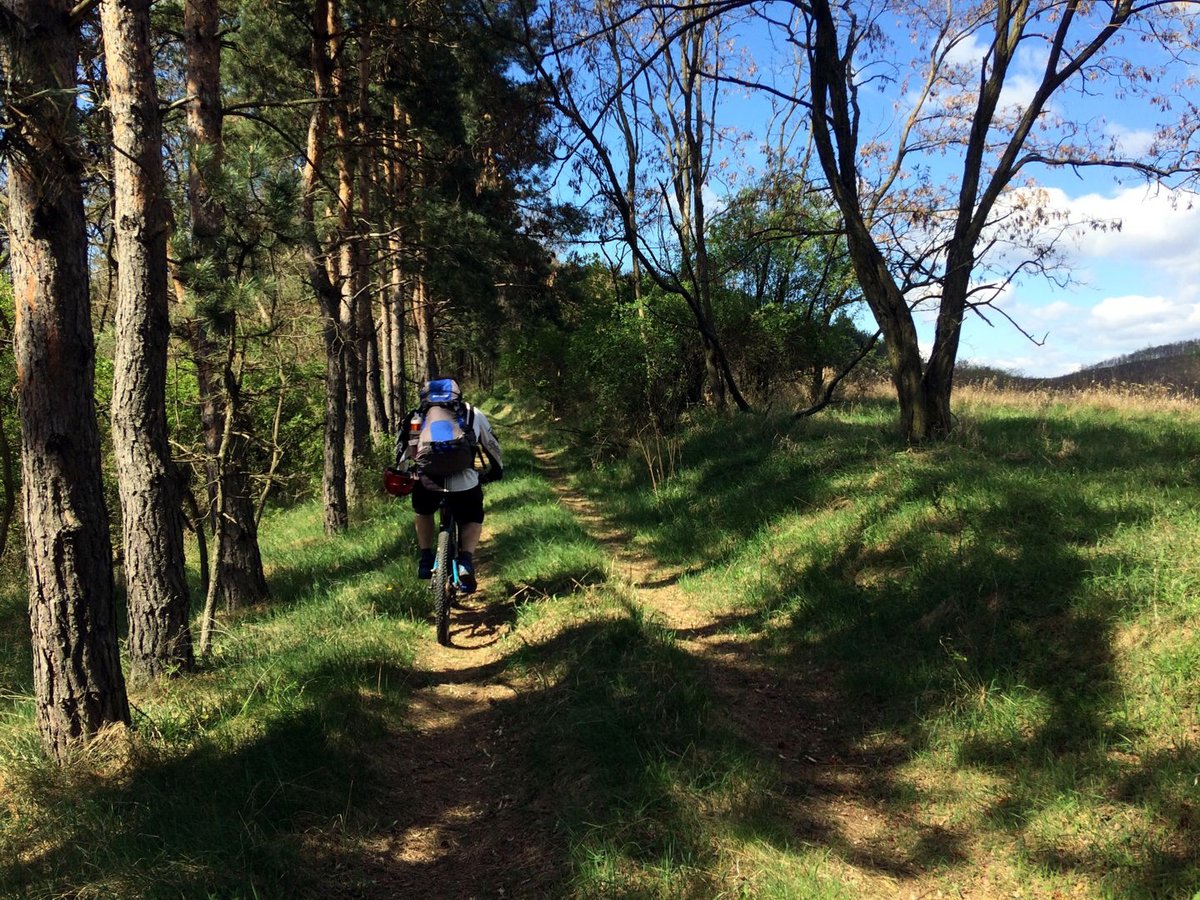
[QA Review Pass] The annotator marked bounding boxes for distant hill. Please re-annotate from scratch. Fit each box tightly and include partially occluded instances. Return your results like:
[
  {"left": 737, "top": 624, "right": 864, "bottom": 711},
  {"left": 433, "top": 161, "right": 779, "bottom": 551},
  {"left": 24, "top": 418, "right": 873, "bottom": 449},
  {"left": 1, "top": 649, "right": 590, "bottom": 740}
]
[{"left": 959, "top": 338, "right": 1200, "bottom": 396}]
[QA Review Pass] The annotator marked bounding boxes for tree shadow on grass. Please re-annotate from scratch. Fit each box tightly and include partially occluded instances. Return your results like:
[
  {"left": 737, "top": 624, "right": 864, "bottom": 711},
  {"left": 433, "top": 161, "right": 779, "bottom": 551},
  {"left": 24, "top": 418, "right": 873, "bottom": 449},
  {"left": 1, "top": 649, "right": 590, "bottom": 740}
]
[
  {"left": 485, "top": 514, "right": 607, "bottom": 604},
  {"left": 577, "top": 415, "right": 905, "bottom": 571},
  {"left": 482, "top": 483, "right": 550, "bottom": 516},
  {"left": 0, "top": 656, "right": 413, "bottom": 898},
  {"left": 262, "top": 530, "right": 412, "bottom": 614},
  {"left": 475, "top": 605, "right": 991, "bottom": 894},
  {"left": 563, "top": 410, "right": 1200, "bottom": 895}
]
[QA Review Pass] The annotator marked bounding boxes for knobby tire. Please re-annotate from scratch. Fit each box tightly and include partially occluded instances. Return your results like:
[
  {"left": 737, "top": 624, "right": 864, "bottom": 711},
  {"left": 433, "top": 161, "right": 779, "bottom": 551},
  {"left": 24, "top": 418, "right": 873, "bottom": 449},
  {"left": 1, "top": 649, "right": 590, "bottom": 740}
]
[{"left": 434, "top": 529, "right": 452, "bottom": 646}]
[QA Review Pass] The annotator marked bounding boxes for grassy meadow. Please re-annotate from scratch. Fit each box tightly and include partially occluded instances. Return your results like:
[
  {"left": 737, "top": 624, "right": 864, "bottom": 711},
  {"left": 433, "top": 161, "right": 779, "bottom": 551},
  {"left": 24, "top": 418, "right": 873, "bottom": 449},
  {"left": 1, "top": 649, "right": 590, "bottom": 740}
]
[
  {"left": 0, "top": 384, "right": 1198, "bottom": 897},
  {"left": 564, "top": 383, "right": 1200, "bottom": 897}
]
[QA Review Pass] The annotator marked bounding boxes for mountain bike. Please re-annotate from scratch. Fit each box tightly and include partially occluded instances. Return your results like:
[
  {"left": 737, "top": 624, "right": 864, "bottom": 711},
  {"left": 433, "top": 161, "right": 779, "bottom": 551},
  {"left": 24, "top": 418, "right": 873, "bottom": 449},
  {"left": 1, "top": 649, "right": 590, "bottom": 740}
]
[{"left": 430, "top": 489, "right": 462, "bottom": 647}]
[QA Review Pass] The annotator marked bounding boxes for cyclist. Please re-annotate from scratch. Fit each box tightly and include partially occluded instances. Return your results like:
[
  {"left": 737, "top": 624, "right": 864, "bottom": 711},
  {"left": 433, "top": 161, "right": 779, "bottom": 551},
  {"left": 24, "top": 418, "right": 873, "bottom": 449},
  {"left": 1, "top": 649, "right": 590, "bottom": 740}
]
[{"left": 394, "top": 376, "right": 502, "bottom": 593}]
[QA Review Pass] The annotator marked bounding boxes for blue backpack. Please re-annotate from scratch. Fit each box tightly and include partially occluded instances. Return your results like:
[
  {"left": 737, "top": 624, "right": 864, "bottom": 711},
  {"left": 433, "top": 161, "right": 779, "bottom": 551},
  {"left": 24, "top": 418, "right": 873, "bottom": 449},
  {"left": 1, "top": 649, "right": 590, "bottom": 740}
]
[{"left": 408, "top": 379, "right": 478, "bottom": 477}]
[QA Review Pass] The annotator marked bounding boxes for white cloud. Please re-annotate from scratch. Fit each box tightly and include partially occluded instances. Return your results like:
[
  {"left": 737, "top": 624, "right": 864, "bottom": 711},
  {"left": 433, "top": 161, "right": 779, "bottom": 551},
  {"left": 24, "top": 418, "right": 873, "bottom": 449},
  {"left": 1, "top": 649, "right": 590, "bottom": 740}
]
[
  {"left": 998, "top": 73, "right": 1040, "bottom": 112},
  {"left": 944, "top": 32, "right": 987, "bottom": 67},
  {"left": 1091, "top": 294, "right": 1174, "bottom": 327},
  {"left": 960, "top": 342, "right": 1086, "bottom": 377},
  {"left": 1103, "top": 123, "right": 1156, "bottom": 158},
  {"left": 938, "top": 32, "right": 1040, "bottom": 112},
  {"left": 980, "top": 291, "right": 1200, "bottom": 373},
  {"left": 1083, "top": 294, "right": 1200, "bottom": 346},
  {"left": 1032, "top": 300, "right": 1074, "bottom": 321},
  {"left": 1046, "top": 185, "right": 1200, "bottom": 274}
]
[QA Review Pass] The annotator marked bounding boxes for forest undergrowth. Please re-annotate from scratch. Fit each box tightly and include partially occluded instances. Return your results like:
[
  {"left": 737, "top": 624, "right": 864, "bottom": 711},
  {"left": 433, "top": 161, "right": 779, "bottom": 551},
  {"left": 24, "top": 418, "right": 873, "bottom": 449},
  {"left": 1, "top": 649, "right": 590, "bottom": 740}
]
[{"left": 1, "top": 387, "right": 1199, "bottom": 897}]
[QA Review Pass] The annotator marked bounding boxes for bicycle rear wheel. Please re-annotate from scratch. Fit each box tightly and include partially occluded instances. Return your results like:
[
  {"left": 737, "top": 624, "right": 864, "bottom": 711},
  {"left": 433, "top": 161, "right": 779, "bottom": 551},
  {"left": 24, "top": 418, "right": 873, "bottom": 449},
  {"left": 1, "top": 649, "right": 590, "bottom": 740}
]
[{"left": 433, "top": 530, "right": 453, "bottom": 645}]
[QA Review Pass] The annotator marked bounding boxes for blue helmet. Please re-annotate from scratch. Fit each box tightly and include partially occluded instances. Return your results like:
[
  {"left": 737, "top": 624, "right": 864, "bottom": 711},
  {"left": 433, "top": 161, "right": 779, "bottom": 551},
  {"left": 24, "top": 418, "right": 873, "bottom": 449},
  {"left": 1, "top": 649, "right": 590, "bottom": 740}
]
[{"left": 421, "top": 377, "right": 462, "bottom": 406}]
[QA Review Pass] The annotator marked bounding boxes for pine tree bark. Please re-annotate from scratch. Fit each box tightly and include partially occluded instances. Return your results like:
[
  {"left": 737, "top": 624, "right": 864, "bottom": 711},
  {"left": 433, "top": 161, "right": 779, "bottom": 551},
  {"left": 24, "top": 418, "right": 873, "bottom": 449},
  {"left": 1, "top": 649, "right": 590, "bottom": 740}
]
[
  {"left": 388, "top": 248, "right": 407, "bottom": 419},
  {"left": 365, "top": 318, "right": 388, "bottom": 437},
  {"left": 102, "top": 0, "right": 195, "bottom": 677},
  {"left": 210, "top": 336, "right": 268, "bottom": 608},
  {"left": 330, "top": 0, "right": 366, "bottom": 500},
  {"left": 385, "top": 90, "right": 409, "bottom": 420},
  {"left": 411, "top": 271, "right": 437, "bottom": 382},
  {"left": 408, "top": 127, "right": 438, "bottom": 383},
  {"left": 384, "top": 86, "right": 412, "bottom": 422},
  {"left": 183, "top": 0, "right": 223, "bottom": 523},
  {"left": 357, "top": 26, "right": 388, "bottom": 441},
  {"left": 1, "top": 0, "right": 131, "bottom": 759}
]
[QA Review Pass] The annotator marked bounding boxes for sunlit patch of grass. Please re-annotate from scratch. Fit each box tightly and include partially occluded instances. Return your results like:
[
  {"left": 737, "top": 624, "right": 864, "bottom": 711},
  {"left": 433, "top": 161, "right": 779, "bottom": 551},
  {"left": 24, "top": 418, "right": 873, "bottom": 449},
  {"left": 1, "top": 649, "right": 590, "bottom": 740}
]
[
  {"left": 489, "top": 486, "right": 608, "bottom": 598},
  {"left": 483, "top": 429, "right": 610, "bottom": 606},
  {"left": 728, "top": 845, "right": 856, "bottom": 900},
  {"left": 955, "top": 379, "right": 1200, "bottom": 418}
]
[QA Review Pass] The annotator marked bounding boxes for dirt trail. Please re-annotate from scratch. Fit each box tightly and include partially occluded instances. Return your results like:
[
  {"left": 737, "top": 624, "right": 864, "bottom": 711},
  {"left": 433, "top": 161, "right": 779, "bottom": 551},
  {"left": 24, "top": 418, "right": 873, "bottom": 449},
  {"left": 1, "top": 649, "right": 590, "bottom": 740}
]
[
  {"left": 345, "top": 441, "right": 937, "bottom": 898},
  {"left": 343, "top": 558, "right": 561, "bottom": 896}
]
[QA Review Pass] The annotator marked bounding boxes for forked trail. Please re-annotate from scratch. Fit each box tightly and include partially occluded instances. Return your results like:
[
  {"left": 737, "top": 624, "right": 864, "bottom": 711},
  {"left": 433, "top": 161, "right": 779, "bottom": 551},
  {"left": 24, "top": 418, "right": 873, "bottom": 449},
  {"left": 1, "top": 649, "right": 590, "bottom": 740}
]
[{"left": 343, "top": 441, "right": 945, "bottom": 897}]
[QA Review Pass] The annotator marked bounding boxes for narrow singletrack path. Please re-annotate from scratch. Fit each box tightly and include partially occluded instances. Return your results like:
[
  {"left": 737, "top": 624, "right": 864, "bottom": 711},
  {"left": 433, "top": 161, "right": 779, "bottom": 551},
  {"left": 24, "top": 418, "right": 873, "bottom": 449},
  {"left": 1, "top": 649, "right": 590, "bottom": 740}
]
[{"left": 344, "top": 565, "right": 561, "bottom": 897}]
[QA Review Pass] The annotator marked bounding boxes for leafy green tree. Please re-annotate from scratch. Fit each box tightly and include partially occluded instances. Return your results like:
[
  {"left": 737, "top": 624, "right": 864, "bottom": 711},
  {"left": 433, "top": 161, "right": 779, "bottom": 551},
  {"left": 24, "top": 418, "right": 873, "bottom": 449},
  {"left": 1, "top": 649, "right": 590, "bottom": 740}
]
[{"left": 708, "top": 180, "right": 866, "bottom": 405}]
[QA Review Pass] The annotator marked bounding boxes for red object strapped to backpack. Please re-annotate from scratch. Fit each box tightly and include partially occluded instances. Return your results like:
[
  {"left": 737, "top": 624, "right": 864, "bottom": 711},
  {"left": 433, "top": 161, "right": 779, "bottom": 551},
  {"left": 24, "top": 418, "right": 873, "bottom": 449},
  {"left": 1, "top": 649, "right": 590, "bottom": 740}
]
[{"left": 383, "top": 467, "right": 416, "bottom": 497}]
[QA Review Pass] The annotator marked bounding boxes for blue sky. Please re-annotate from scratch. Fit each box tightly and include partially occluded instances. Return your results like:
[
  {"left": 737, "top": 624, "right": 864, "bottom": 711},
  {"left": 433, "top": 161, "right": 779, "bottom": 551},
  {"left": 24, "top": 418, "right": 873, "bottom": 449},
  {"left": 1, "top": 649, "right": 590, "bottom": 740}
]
[{"left": 932, "top": 20, "right": 1200, "bottom": 376}]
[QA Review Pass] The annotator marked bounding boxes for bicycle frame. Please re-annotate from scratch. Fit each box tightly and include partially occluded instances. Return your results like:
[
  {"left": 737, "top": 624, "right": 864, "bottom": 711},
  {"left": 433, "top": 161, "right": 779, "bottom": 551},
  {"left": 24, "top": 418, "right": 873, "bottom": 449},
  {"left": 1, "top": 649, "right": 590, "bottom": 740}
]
[{"left": 431, "top": 490, "right": 461, "bottom": 645}]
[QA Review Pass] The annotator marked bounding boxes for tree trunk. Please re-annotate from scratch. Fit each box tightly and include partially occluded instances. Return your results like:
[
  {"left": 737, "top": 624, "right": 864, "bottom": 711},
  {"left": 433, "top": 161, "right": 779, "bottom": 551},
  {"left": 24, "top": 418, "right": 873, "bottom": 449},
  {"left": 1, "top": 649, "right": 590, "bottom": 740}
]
[
  {"left": 357, "top": 27, "right": 388, "bottom": 441},
  {"left": 807, "top": 0, "right": 932, "bottom": 442},
  {"left": 389, "top": 249, "right": 407, "bottom": 420},
  {"left": 922, "top": 246, "right": 973, "bottom": 438},
  {"left": 410, "top": 130, "right": 438, "bottom": 383},
  {"left": 683, "top": 27, "right": 725, "bottom": 411},
  {"left": 0, "top": 394, "right": 16, "bottom": 563},
  {"left": 365, "top": 318, "right": 389, "bottom": 437},
  {"left": 845, "top": 229, "right": 930, "bottom": 440},
  {"left": 385, "top": 102, "right": 409, "bottom": 421},
  {"left": 214, "top": 345, "right": 269, "bottom": 608},
  {"left": 412, "top": 270, "right": 438, "bottom": 382},
  {"left": 1, "top": 0, "right": 131, "bottom": 759},
  {"left": 331, "top": 0, "right": 366, "bottom": 500},
  {"left": 340, "top": 242, "right": 365, "bottom": 499},
  {"left": 303, "top": 0, "right": 349, "bottom": 533},
  {"left": 102, "top": 0, "right": 195, "bottom": 676},
  {"left": 381, "top": 86, "right": 407, "bottom": 425},
  {"left": 184, "top": 0, "right": 224, "bottom": 526}
]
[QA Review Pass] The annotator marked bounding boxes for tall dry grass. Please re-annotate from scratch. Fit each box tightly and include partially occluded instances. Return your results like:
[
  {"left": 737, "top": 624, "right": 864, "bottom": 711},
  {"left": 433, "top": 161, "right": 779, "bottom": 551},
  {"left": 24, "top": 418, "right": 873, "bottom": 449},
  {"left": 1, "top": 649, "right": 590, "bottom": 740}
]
[{"left": 954, "top": 377, "right": 1200, "bottom": 416}]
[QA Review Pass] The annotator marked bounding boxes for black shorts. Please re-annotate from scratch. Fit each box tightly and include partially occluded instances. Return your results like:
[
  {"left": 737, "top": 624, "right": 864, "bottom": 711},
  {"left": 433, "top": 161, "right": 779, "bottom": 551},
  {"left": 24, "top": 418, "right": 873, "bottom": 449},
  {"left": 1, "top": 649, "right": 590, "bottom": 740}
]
[{"left": 411, "top": 482, "right": 485, "bottom": 525}]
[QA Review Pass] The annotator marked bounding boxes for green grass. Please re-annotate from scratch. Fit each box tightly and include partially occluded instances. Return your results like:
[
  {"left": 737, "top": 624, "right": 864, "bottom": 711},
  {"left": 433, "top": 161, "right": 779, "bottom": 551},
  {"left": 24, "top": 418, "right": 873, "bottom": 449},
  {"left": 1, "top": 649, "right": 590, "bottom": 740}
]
[
  {"left": 499, "top": 597, "right": 780, "bottom": 898},
  {"left": 568, "top": 392, "right": 1200, "bottom": 898},
  {"left": 485, "top": 442, "right": 610, "bottom": 604}
]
